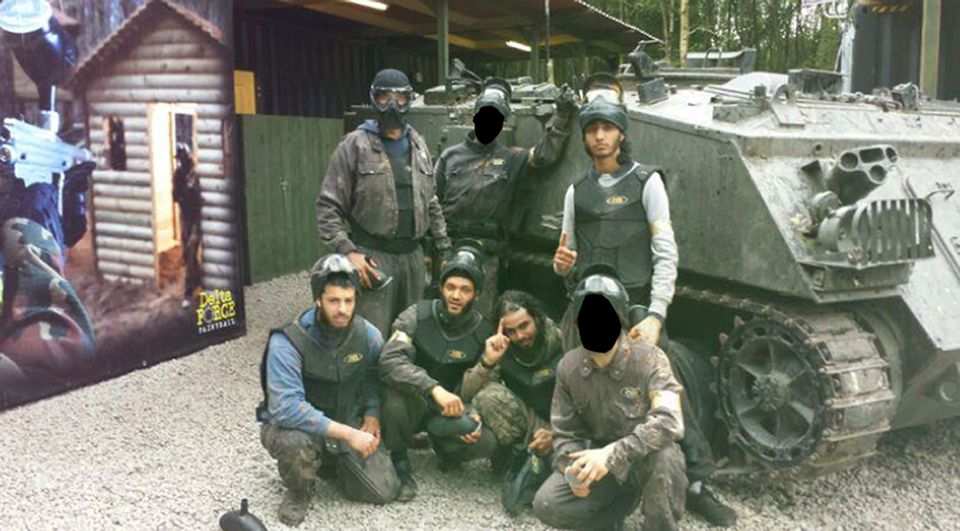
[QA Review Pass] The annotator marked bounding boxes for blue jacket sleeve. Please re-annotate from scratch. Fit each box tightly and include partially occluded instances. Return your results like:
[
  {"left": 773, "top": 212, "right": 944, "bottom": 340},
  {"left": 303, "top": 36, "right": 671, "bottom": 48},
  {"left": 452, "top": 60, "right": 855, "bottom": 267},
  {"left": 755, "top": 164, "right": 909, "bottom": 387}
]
[
  {"left": 265, "top": 332, "right": 331, "bottom": 436},
  {"left": 361, "top": 323, "right": 385, "bottom": 419}
]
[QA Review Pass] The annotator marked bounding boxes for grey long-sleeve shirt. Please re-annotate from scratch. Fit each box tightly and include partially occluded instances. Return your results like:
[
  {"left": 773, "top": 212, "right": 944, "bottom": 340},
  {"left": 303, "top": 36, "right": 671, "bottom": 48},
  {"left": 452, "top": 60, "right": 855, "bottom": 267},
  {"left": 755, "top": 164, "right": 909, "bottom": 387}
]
[{"left": 555, "top": 163, "right": 678, "bottom": 319}]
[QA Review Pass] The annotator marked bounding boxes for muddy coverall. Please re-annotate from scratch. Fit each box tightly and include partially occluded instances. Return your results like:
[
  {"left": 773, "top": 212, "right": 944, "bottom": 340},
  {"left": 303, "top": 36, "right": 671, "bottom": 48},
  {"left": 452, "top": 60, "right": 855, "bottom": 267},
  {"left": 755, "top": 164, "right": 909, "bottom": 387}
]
[
  {"left": 434, "top": 111, "right": 572, "bottom": 316},
  {"left": 317, "top": 121, "right": 451, "bottom": 336},
  {"left": 533, "top": 336, "right": 688, "bottom": 531}
]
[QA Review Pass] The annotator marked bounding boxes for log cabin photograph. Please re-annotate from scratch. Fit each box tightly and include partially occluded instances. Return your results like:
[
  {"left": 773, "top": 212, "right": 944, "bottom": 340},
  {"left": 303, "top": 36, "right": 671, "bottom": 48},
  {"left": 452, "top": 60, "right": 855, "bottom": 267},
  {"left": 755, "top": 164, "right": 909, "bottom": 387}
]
[{"left": 0, "top": 0, "right": 245, "bottom": 409}]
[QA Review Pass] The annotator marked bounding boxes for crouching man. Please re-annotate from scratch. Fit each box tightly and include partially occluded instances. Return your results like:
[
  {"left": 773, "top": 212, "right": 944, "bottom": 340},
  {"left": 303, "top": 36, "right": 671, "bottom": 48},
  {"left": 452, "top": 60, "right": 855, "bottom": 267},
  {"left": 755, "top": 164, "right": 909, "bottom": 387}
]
[
  {"left": 379, "top": 245, "right": 497, "bottom": 501},
  {"left": 256, "top": 255, "right": 400, "bottom": 526},
  {"left": 533, "top": 268, "right": 687, "bottom": 531},
  {"left": 461, "top": 290, "right": 564, "bottom": 460}
]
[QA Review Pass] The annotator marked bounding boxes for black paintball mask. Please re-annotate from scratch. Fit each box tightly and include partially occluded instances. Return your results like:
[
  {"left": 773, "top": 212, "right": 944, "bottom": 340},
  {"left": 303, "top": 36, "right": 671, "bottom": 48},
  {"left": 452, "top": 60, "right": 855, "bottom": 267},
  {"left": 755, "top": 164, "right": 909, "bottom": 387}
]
[
  {"left": 369, "top": 68, "right": 413, "bottom": 134},
  {"left": 573, "top": 264, "right": 630, "bottom": 353}
]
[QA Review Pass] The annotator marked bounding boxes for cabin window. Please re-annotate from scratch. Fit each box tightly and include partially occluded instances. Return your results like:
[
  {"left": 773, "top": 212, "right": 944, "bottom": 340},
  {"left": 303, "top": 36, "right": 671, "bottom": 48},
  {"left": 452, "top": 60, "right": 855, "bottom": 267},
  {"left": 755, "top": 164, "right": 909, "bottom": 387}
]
[{"left": 107, "top": 116, "right": 127, "bottom": 170}]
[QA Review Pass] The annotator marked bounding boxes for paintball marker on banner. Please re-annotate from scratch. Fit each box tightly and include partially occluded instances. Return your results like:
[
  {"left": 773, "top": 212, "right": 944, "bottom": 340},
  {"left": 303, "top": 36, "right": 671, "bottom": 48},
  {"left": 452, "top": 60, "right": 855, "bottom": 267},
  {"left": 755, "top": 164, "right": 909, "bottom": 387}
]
[
  {"left": 0, "top": 119, "right": 93, "bottom": 216},
  {"left": 0, "top": 0, "right": 94, "bottom": 217}
]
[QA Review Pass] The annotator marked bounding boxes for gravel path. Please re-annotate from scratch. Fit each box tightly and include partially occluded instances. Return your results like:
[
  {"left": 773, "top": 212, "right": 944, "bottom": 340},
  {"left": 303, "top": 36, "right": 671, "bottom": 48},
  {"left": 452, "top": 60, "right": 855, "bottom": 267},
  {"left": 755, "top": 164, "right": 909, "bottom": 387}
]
[{"left": 1, "top": 272, "right": 958, "bottom": 530}]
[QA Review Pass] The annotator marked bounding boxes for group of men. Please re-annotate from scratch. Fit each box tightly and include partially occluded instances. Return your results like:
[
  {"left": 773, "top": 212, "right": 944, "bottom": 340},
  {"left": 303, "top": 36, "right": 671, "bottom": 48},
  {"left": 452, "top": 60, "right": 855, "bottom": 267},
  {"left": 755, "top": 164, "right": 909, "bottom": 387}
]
[{"left": 256, "top": 68, "right": 737, "bottom": 530}]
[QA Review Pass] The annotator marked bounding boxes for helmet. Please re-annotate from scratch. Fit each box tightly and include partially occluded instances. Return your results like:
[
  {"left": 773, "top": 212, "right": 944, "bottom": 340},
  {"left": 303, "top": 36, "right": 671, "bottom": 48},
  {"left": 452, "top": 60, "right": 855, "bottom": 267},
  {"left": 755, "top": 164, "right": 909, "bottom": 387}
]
[
  {"left": 369, "top": 68, "right": 413, "bottom": 115},
  {"left": 440, "top": 244, "right": 485, "bottom": 292},
  {"left": 310, "top": 254, "right": 360, "bottom": 300},
  {"left": 571, "top": 264, "right": 630, "bottom": 328},
  {"left": 474, "top": 77, "right": 512, "bottom": 119},
  {"left": 578, "top": 72, "right": 628, "bottom": 133}
]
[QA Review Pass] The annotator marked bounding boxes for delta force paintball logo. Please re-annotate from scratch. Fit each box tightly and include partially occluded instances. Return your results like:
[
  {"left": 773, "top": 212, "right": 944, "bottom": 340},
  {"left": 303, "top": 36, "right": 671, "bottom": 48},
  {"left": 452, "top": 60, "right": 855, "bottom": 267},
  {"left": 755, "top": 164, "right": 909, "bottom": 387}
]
[{"left": 196, "top": 289, "right": 239, "bottom": 334}]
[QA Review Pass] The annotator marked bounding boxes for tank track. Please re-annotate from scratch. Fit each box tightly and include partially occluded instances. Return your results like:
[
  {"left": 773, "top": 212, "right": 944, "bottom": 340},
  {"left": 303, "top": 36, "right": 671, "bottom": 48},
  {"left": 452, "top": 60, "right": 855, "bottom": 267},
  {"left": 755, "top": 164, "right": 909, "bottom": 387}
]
[{"left": 677, "top": 285, "right": 896, "bottom": 475}]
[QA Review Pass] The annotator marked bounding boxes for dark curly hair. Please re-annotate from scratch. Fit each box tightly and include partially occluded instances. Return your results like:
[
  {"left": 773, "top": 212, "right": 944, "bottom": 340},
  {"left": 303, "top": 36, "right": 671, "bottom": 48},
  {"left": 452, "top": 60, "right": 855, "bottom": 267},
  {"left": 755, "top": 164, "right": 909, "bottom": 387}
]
[{"left": 495, "top": 290, "right": 546, "bottom": 324}]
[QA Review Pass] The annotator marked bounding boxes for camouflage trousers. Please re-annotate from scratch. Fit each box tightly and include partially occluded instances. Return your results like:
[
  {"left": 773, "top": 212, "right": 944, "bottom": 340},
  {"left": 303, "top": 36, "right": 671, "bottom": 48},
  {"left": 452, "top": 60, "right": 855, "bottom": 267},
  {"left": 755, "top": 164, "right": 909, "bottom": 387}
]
[
  {"left": 533, "top": 442, "right": 688, "bottom": 531},
  {"left": 260, "top": 423, "right": 400, "bottom": 504},
  {"left": 381, "top": 384, "right": 497, "bottom": 461},
  {"left": 471, "top": 382, "right": 549, "bottom": 447},
  {"left": 356, "top": 245, "right": 425, "bottom": 338},
  {"left": 0, "top": 217, "right": 96, "bottom": 406}
]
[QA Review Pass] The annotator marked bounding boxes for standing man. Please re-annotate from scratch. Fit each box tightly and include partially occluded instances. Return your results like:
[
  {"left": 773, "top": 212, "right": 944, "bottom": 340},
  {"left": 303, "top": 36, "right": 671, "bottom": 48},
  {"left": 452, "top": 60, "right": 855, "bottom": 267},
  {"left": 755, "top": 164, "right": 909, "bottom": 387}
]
[
  {"left": 172, "top": 142, "right": 203, "bottom": 308},
  {"left": 461, "top": 290, "right": 564, "bottom": 460},
  {"left": 552, "top": 74, "right": 736, "bottom": 526},
  {"left": 434, "top": 78, "right": 576, "bottom": 315},
  {"left": 378, "top": 246, "right": 497, "bottom": 501},
  {"left": 257, "top": 255, "right": 400, "bottom": 526},
  {"left": 317, "top": 68, "right": 451, "bottom": 336},
  {"left": 533, "top": 268, "right": 688, "bottom": 531}
]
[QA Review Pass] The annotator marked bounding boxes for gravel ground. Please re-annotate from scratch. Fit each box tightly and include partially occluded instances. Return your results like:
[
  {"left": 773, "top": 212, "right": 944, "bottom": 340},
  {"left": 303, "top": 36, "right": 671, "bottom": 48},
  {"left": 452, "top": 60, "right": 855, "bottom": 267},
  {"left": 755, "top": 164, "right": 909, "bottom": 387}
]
[{"left": 1, "top": 271, "right": 958, "bottom": 530}]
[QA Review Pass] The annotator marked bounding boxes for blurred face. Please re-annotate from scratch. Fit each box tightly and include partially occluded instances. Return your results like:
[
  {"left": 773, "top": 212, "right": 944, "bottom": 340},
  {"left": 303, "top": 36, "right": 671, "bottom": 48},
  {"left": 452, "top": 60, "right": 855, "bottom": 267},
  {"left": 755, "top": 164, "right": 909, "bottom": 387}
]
[
  {"left": 316, "top": 284, "right": 356, "bottom": 329},
  {"left": 501, "top": 308, "right": 538, "bottom": 350},
  {"left": 442, "top": 276, "right": 476, "bottom": 315},
  {"left": 584, "top": 121, "right": 623, "bottom": 160}
]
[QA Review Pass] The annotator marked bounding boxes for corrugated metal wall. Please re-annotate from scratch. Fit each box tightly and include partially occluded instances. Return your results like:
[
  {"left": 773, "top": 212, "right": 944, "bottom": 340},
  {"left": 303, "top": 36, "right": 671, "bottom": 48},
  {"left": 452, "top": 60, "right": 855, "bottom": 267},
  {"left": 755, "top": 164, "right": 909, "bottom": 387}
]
[
  {"left": 234, "top": 14, "right": 437, "bottom": 118},
  {"left": 239, "top": 114, "right": 342, "bottom": 282},
  {"left": 85, "top": 14, "right": 237, "bottom": 290}
]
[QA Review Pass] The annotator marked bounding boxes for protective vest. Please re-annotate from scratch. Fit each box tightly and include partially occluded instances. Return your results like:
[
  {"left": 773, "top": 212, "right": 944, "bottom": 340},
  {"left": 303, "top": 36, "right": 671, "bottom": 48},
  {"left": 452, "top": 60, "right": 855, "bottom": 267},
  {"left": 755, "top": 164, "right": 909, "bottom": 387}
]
[
  {"left": 388, "top": 152, "right": 416, "bottom": 239},
  {"left": 573, "top": 163, "right": 659, "bottom": 288},
  {"left": 412, "top": 300, "right": 494, "bottom": 392},
  {"left": 500, "top": 352, "right": 559, "bottom": 421},
  {"left": 259, "top": 314, "right": 370, "bottom": 424}
]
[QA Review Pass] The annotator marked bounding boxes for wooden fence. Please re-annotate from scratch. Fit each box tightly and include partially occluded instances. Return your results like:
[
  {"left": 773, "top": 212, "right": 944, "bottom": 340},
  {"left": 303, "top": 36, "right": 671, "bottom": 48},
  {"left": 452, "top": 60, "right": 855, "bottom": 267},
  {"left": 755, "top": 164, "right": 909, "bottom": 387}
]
[{"left": 240, "top": 114, "right": 343, "bottom": 282}]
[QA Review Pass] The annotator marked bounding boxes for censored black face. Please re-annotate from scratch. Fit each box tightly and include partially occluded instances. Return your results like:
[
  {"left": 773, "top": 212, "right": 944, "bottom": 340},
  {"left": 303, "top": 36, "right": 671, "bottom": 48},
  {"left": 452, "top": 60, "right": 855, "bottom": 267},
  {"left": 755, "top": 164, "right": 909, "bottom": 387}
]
[
  {"left": 473, "top": 106, "right": 505, "bottom": 145},
  {"left": 577, "top": 294, "right": 621, "bottom": 353}
]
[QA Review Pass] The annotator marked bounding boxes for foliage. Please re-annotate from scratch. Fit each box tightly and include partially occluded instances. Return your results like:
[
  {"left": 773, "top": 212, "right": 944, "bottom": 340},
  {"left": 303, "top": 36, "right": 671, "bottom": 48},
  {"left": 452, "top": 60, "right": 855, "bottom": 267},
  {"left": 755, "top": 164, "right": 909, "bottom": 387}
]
[{"left": 479, "top": 0, "right": 844, "bottom": 82}]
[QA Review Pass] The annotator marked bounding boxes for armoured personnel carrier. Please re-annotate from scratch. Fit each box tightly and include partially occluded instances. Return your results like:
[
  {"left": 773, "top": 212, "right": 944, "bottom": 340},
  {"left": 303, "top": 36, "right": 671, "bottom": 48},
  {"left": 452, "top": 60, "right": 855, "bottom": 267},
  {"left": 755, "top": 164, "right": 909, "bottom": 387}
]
[{"left": 346, "top": 53, "right": 960, "bottom": 476}]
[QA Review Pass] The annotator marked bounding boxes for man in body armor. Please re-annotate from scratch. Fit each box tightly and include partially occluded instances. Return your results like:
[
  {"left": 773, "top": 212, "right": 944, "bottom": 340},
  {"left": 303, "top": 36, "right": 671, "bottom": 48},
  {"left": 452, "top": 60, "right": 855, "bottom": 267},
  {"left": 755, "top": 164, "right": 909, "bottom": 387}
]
[
  {"left": 551, "top": 74, "right": 736, "bottom": 526},
  {"left": 317, "top": 68, "right": 451, "bottom": 336},
  {"left": 533, "top": 268, "right": 688, "bottom": 531},
  {"left": 434, "top": 79, "right": 576, "bottom": 315},
  {"left": 257, "top": 255, "right": 400, "bottom": 526},
  {"left": 172, "top": 143, "right": 203, "bottom": 308},
  {"left": 378, "top": 245, "right": 497, "bottom": 501},
  {"left": 461, "top": 290, "right": 563, "bottom": 461}
]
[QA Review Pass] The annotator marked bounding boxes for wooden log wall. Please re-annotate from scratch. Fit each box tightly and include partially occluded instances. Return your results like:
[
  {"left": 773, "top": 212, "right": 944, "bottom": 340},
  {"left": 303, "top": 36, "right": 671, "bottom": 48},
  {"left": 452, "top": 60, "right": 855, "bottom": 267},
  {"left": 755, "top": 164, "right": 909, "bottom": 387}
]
[{"left": 85, "top": 14, "right": 237, "bottom": 291}]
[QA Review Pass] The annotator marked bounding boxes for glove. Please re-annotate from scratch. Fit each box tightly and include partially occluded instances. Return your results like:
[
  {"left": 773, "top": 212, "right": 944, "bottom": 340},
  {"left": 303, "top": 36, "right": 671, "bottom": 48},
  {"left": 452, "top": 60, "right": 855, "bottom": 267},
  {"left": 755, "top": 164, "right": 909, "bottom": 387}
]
[{"left": 555, "top": 84, "right": 579, "bottom": 121}]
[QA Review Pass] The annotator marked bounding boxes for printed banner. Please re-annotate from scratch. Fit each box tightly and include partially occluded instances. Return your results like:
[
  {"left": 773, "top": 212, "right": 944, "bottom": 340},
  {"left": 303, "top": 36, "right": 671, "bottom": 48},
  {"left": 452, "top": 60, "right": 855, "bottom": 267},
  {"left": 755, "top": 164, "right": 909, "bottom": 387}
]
[{"left": 0, "top": 0, "right": 245, "bottom": 409}]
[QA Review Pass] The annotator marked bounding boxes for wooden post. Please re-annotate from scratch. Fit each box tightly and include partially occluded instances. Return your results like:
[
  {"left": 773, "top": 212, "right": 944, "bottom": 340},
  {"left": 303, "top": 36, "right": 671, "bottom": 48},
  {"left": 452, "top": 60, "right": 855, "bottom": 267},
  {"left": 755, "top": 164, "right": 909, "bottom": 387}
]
[
  {"left": 531, "top": 31, "right": 541, "bottom": 83},
  {"left": 679, "top": 0, "right": 689, "bottom": 67},
  {"left": 437, "top": 0, "right": 449, "bottom": 86},
  {"left": 920, "top": 0, "right": 941, "bottom": 97}
]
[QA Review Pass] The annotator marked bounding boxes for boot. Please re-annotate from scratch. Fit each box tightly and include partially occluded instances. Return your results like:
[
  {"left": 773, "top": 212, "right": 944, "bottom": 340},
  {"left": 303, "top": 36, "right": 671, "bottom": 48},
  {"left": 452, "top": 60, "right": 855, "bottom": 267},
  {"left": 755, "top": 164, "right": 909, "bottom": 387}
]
[
  {"left": 686, "top": 483, "right": 737, "bottom": 527},
  {"left": 277, "top": 488, "right": 311, "bottom": 527},
  {"left": 393, "top": 453, "right": 418, "bottom": 502}
]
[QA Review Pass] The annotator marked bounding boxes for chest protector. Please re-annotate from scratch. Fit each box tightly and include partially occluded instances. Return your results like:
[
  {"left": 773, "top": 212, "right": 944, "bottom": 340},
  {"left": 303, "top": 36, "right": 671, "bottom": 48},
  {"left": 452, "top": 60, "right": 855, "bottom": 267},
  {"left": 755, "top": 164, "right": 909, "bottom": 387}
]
[
  {"left": 412, "top": 300, "right": 494, "bottom": 392},
  {"left": 500, "top": 352, "right": 560, "bottom": 421},
  {"left": 260, "top": 316, "right": 370, "bottom": 424},
  {"left": 574, "top": 164, "right": 658, "bottom": 288}
]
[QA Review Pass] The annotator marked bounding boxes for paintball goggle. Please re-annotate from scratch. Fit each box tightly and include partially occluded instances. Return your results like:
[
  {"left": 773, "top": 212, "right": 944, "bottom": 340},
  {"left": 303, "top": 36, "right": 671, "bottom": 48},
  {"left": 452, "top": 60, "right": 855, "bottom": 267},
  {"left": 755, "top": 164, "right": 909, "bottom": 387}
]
[
  {"left": 369, "top": 85, "right": 413, "bottom": 114},
  {"left": 582, "top": 73, "right": 624, "bottom": 104}
]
